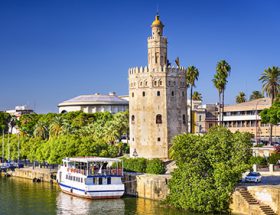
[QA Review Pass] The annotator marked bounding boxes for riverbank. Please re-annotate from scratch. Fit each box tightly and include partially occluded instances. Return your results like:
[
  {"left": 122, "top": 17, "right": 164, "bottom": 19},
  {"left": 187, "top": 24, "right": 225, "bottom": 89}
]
[{"left": 9, "top": 167, "right": 57, "bottom": 183}]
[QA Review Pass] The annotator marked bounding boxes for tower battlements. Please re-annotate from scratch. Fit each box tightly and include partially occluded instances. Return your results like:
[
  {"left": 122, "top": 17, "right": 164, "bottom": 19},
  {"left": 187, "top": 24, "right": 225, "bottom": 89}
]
[{"left": 128, "top": 66, "right": 186, "bottom": 76}]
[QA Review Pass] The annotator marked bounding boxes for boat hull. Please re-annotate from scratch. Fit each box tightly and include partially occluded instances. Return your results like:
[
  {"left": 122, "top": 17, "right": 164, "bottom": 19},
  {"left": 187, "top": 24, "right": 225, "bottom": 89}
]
[{"left": 58, "top": 183, "right": 125, "bottom": 200}]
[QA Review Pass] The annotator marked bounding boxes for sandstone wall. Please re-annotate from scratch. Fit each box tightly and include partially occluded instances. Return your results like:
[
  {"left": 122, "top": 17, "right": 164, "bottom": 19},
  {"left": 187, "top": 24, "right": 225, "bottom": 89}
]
[{"left": 124, "top": 173, "right": 170, "bottom": 200}]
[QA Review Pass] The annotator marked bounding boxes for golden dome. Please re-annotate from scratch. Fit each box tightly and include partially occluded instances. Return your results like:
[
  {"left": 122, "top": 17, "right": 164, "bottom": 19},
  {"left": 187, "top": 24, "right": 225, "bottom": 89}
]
[{"left": 151, "top": 15, "right": 164, "bottom": 27}]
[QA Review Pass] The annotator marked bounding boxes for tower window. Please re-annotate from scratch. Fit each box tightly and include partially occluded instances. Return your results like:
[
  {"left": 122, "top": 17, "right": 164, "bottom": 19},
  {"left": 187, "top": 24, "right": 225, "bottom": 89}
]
[
  {"left": 159, "top": 80, "right": 162, "bottom": 85},
  {"left": 168, "top": 81, "right": 171, "bottom": 86},
  {"left": 182, "top": 91, "right": 184, "bottom": 96},
  {"left": 157, "top": 137, "right": 161, "bottom": 141},
  {"left": 157, "top": 91, "right": 160, "bottom": 96},
  {"left": 142, "top": 91, "right": 145, "bottom": 97},
  {"left": 140, "top": 82, "right": 142, "bottom": 86},
  {"left": 171, "top": 91, "right": 174, "bottom": 96},
  {"left": 145, "top": 81, "right": 148, "bottom": 86},
  {"left": 131, "top": 115, "right": 135, "bottom": 122},
  {"left": 199, "top": 115, "right": 202, "bottom": 122},
  {"left": 183, "top": 114, "right": 186, "bottom": 124},
  {"left": 154, "top": 81, "right": 157, "bottom": 86},
  {"left": 156, "top": 114, "right": 162, "bottom": 124},
  {"left": 132, "top": 92, "right": 134, "bottom": 97}
]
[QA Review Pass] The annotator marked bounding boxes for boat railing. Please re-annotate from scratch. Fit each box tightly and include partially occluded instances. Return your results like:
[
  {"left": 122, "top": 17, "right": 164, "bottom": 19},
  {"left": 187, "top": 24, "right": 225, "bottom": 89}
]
[{"left": 67, "top": 168, "right": 123, "bottom": 176}]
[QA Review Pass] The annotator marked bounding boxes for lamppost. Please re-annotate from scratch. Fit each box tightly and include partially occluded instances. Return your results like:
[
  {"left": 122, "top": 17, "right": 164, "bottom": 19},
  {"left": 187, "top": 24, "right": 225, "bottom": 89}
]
[
  {"left": 255, "top": 99, "right": 266, "bottom": 145},
  {"left": 132, "top": 149, "right": 138, "bottom": 158}
]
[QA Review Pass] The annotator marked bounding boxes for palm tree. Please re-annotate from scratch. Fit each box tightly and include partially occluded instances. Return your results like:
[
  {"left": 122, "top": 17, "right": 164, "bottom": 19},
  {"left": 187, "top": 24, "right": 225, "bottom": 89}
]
[
  {"left": 249, "top": 91, "right": 264, "bottom": 101},
  {"left": 192, "top": 91, "right": 202, "bottom": 101},
  {"left": 187, "top": 66, "right": 199, "bottom": 133},
  {"left": 212, "top": 73, "right": 226, "bottom": 125},
  {"left": 214, "top": 60, "right": 231, "bottom": 125},
  {"left": 259, "top": 66, "right": 280, "bottom": 102},
  {"left": 49, "top": 116, "right": 71, "bottom": 137},
  {"left": 33, "top": 121, "right": 49, "bottom": 139},
  {"left": 236, "top": 91, "right": 246, "bottom": 103},
  {"left": 259, "top": 66, "right": 280, "bottom": 144}
]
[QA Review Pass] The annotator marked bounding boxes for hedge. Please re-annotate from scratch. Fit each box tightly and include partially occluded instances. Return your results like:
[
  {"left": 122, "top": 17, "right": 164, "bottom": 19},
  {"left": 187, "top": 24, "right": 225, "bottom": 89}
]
[{"left": 122, "top": 157, "right": 165, "bottom": 174}]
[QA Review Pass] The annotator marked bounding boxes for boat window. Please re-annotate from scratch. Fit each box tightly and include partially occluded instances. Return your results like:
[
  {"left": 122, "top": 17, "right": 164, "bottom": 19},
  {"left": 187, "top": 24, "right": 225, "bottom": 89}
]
[
  {"left": 81, "top": 178, "right": 83, "bottom": 183},
  {"left": 66, "top": 175, "right": 68, "bottom": 179},
  {"left": 107, "top": 177, "right": 111, "bottom": 185},
  {"left": 99, "top": 178, "right": 103, "bottom": 185}
]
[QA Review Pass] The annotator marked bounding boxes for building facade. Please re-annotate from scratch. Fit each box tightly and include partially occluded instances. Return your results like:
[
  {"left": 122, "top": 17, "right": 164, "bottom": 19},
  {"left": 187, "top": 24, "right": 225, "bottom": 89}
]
[
  {"left": 192, "top": 103, "right": 218, "bottom": 134},
  {"left": 223, "top": 98, "right": 280, "bottom": 142},
  {"left": 128, "top": 15, "right": 187, "bottom": 159},
  {"left": 58, "top": 92, "right": 128, "bottom": 114}
]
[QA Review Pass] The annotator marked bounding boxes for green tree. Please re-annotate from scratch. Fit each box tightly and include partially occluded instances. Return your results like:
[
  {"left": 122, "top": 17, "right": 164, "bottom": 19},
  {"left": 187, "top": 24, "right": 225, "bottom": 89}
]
[
  {"left": 260, "top": 102, "right": 280, "bottom": 125},
  {"left": 33, "top": 121, "right": 49, "bottom": 139},
  {"left": 167, "top": 127, "right": 251, "bottom": 213},
  {"left": 0, "top": 112, "right": 11, "bottom": 134},
  {"left": 192, "top": 91, "right": 202, "bottom": 101},
  {"left": 186, "top": 66, "right": 199, "bottom": 133},
  {"left": 236, "top": 91, "right": 247, "bottom": 103},
  {"left": 249, "top": 91, "right": 264, "bottom": 101},
  {"left": 259, "top": 66, "right": 280, "bottom": 144}
]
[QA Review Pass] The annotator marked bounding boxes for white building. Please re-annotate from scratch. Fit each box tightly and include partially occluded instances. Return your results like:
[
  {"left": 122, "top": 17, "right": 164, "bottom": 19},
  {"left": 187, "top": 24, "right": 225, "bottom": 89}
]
[{"left": 58, "top": 92, "right": 128, "bottom": 114}]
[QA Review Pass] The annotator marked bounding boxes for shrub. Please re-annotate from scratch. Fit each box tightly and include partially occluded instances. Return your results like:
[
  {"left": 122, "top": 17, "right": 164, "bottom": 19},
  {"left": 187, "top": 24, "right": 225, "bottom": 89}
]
[
  {"left": 268, "top": 153, "right": 280, "bottom": 164},
  {"left": 146, "top": 158, "right": 165, "bottom": 174},
  {"left": 249, "top": 156, "right": 267, "bottom": 165},
  {"left": 122, "top": 157, "right": 147, "bottom": 173}
]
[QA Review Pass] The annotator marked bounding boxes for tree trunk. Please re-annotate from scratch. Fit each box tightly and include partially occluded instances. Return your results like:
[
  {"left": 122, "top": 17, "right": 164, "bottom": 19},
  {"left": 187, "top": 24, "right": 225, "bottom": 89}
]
[
  {"left": 269, "top": 94, "right": 274, "bottom": 145},
  {"left": 190, "top": 86, "right": 193, "bottom": 133},
  {"left": 186, "top": 87, "right": 189, "bottom": 133},
  {"left": 222, "top": 89, "right": 225, "bottom": 126},
  {"left": 218, "top": 92, "right": 221, "bottom": 126}
]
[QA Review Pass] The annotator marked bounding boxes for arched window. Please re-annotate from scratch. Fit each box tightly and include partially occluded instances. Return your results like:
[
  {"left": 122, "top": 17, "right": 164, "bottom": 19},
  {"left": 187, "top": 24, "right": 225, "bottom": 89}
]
[
  {"left": 132, "top": 92, "right": 134, "bottom": 97},
  {"left": 157, "top": 91, "right": 160, "bottom": 96},
  {"left": 145, "top": 81, "right": 148, "bottom": 86},
  {"left": 140, "top": 82, "right": 142, "bottom": 86},
  {"left": 156, "top": 114, "right": 162, "bottom": 124},
  {"left": 131, "top": 115, "right": 135, "bottom": 123},
  {"left": 157, "top": 137, "right": 161, "bottom": 141},
  {"left": 183, "top": 114, "right": 186, "bottom": 124},
  {"left": 199, "top": 115, "right": 202, "bottom": 122},
  {"left": 171, "top": 91, "right": 174, "bottom": 96},
  {"left": 182, "top": 91, "right": 184, "bottom": 96},
  {"left": 159, "top": 80, "right": 162, "bottom": 85},
  {"left": 142, "top": 91, "right": 145, "bottom": 97},
  {"left": 154, "top": 81, "right": 157, "bottom": 86}
]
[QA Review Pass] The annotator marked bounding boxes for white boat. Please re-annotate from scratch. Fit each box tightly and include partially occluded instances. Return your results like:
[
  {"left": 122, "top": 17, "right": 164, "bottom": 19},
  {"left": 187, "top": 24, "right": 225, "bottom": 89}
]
[{"left": 57, "top": 157, "right": 125, "bottom": 199}]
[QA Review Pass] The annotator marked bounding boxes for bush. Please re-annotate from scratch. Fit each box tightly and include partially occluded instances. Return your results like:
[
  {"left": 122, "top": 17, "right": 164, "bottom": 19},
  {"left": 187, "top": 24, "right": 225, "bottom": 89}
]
[
  {"left": 122, "top": 157, "right": 165, "bottom": 174},
  {"left": 268, "top": 153, "right": 280, "bottom": 164},
  {"left": 249, "top": 156, "right": 267, "bottom": 165},
  {"left": 122, "top": 157, "right": 147, "bottom": 173},
  {"left": 146, "top": 158, "right": 165, "bottom": 174}
]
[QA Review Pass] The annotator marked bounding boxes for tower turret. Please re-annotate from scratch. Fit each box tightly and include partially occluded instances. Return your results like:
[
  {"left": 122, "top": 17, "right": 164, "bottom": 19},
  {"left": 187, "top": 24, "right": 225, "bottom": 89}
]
[{"left": 147, "top": 14, "right": 167, "bottom": 69}]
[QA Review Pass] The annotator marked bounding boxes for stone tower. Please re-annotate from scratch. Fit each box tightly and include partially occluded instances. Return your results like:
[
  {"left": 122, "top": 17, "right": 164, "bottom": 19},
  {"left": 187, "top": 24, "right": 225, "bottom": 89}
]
[{"left": 128, "top": 14, "right": 187, "bottom": 159}]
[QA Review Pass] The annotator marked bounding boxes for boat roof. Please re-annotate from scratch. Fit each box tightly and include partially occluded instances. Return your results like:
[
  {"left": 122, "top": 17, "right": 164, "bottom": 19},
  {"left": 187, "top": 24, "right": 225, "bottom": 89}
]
[{"left": 63, "top": 157, "right": 122, "bottom": 163}]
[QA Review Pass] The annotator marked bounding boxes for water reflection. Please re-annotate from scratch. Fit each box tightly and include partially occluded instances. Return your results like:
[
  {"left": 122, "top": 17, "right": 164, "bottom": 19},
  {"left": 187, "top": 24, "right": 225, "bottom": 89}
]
[
  {"left": 0, "top": 177, "right": 196, "bottom": 215},
  {"left": 56, "top": 192, "right": 125, "bottom": 215}
]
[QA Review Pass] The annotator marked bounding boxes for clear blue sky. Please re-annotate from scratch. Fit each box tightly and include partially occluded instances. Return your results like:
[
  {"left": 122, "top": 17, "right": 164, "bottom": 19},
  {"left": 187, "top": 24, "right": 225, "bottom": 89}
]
[{"left": 0, "top": 0, "right": 279, "bottom": 113}]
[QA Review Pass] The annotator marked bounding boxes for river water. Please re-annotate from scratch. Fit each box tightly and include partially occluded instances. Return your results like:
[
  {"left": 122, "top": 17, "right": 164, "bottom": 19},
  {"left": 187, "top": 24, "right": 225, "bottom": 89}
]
[{"left": 0, "top": 176, "right": 198, "bottom": 215}]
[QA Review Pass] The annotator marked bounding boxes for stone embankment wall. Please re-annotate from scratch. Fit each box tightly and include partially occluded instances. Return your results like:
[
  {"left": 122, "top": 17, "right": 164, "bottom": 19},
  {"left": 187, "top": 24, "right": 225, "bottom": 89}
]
[
  {"left": 123, "top": 173, "right": 170, "bottom": 200},
  {"left": 248, "top": 185, "right": 280, "bottom": 214},
  {"left": 12, "top": 167, "right": 57, "bottom": 182}
]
